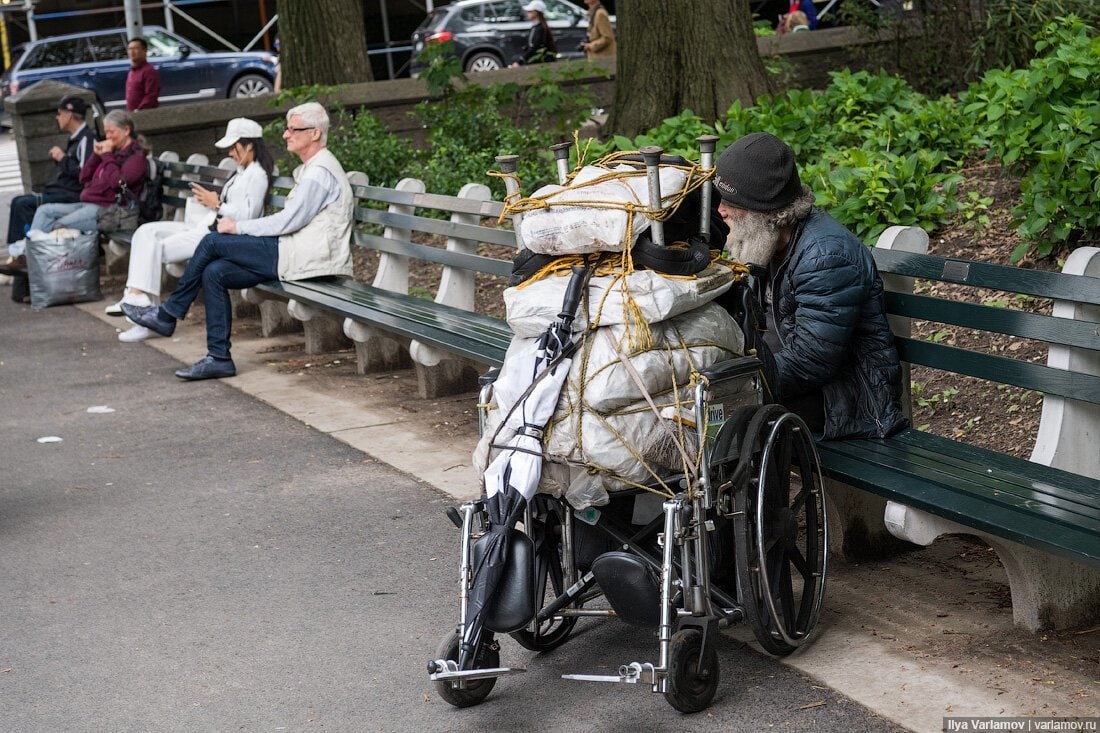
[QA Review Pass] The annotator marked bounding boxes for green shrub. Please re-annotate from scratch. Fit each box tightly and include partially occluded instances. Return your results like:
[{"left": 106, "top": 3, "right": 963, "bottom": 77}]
[{"left": 962, "top": 17, "right": 1100, "bottom": 258}]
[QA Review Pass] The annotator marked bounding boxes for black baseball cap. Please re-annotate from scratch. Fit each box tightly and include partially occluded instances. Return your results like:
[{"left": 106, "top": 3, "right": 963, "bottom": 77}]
[{"left": 58, "top": 96, "right": 88, "bottom": 116}]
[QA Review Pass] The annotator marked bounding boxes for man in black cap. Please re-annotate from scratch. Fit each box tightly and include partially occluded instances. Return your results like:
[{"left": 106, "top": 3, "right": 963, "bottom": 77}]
[
  {"left": 714, "top": 131, "right": 907, "bottom": 439},
  {"left": 1, "top": 95, "right": 97, "bottom": 285}
]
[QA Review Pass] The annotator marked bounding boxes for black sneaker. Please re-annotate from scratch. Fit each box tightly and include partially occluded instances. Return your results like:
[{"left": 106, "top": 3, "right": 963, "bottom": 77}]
[{"left": 175, "top": 355, "right": 236, "bottom": 381}]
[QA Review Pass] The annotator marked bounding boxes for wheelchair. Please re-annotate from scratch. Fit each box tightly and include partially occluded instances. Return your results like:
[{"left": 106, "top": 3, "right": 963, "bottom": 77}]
[{"left": 427, "top": 141, "right": 830, "bottom": 714}]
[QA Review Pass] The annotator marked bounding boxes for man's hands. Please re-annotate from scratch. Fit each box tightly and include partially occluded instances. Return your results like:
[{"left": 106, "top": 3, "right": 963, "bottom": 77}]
[
  {"left": 217, "top": 217, "right": 238, "bottom": 234},
  {"left": 48, "top": 146, "right": 65, "bottom": 162}
]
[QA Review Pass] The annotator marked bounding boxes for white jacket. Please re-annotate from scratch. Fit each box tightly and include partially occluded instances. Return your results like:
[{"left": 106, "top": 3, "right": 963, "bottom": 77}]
[{"left": 277, "top": 149, "right": 354, "bottom": 281}]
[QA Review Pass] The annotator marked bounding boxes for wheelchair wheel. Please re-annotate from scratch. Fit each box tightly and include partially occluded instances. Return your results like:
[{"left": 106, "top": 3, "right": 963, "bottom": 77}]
[
  {"left": 433, "top": 630, "right": 500, "bottom": 708},
  {"left": 664, "top": 629, "right": 720, "bottom": 713},
  {"left": 733, "top": 405, "right": 828, "bottom": 656},
  {"left": 511, "top": 503, "right": 578, "bottom": 651}
]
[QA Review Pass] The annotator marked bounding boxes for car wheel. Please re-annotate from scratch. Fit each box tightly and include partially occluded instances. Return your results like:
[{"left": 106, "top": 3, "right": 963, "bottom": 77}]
[
  {"left": 229, "top": 74, "right": 273, "bottom": 98},
  {"left": 464, "top": 52, "right": 503, "bottom": 73}
]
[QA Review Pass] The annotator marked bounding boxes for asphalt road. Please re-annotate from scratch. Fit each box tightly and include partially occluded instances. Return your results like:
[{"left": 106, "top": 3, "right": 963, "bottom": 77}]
[{"left": 0, "top": 217, "right": 905, "bottom": 732}]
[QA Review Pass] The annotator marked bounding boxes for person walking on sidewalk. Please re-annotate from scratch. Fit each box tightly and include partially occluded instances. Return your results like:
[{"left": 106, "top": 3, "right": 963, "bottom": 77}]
[
  {"left": 126, "top": 37, "right": 160, "bottom": 111},
  {"left": 581, "top": 0, "right": 616, "bottom": 59},
  {"left": 110, "top": 118, "right": 273, "bottom": 343},
  {"left": 122, "top": 102, "right": 354, "bottom": 381}
]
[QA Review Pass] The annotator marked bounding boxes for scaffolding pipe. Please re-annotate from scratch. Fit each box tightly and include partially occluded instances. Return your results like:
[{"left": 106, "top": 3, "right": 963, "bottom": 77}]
[{"left": 123, "top": 0, "right": 143, "bottom": 39}]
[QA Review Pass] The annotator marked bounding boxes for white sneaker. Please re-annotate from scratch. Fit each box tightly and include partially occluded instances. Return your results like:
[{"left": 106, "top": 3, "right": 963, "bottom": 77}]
[
  {"left": 118, "top": 325, "right": 157, "bottom": 342},
  {"left": 105, "top": 299, "right": 125, "bottom": 316},
  {"left": 124, "top": 291, "right": 153, "bottom": 308}
]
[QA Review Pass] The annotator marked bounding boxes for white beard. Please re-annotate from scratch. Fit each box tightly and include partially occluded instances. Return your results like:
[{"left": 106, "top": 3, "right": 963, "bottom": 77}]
[{"left": 723, "top": 211, "right": 782, "bottom": 266}]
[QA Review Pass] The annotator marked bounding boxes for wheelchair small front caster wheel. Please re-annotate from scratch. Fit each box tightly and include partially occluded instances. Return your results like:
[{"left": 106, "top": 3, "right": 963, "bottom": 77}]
[
  {"left": 664, "top": 629, "right": 719, "bottom": 713},
  {"left": 433, "top": 630, "right": 500, "bottom": 708}
]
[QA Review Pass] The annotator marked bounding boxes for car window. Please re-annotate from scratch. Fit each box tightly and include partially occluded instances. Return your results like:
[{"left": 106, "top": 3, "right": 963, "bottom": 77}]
[
  {"left": 543, "top": 0, "right": 579, "bottom": 22},
  {"left": 459, "top": 5, "right": 484, "bottom": 22},
  {"left": 484, "top": 1, "right": 524, "bottom": 23},
  {"left": 88, "top": 32, "right": 128, "bottom": 62},
  {"left": 21, "top": 38, "right": 95, "bottom": 69},
  {"left": 145, "top": 30, "right": 184, "bottom": 58}
]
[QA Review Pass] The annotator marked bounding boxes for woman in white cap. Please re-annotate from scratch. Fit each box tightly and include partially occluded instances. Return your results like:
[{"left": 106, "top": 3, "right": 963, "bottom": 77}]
[
  {"left": 511, "top": 0, "right": 556, "bottom": 66},
  {"left": 110, "top": 117, "right": 274, "bottom": 342}
]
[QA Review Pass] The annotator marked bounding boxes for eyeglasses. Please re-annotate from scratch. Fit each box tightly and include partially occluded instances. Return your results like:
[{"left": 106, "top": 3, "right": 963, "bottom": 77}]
[{"left": 286, "top": 126, "right": 315, "bottom": 134}]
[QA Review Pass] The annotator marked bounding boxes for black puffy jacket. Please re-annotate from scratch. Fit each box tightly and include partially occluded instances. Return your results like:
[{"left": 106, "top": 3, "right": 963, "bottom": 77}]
[{"left": 767, "top": 208, "right": 908, "bottom": 439}]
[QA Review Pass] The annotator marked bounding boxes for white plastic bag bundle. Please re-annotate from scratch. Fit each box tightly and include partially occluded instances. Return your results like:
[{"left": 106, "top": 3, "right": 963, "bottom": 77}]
[
  {"left": 505, "top": 263, "right": 738, "bottom": 338},
  {"left": 518, "top": 165, "right": 689, "bottom": 255},
  {"left": 475, "top": 302, "right": 745, "bottom": 508}
]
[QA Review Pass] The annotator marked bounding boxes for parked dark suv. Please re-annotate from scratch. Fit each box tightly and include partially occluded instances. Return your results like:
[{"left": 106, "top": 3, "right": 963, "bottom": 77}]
[
  {"left": 410, "top": 0, "right": 611, "bottom": 76},
  {"left": 1, "top": 26, "right": 278, "bottom": 118}
]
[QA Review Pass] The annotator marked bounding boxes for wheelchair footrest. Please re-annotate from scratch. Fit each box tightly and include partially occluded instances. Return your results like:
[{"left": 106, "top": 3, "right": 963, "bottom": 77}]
[
  {"left": 563, "top": 662, "right": 657, "bottom": 685},
  {"left": 428, "top": 663, "right": 526, "bottom": 683}
]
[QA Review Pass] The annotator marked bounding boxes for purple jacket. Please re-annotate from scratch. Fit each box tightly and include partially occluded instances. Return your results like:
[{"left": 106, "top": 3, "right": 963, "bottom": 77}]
[
  {"left": 126, "top": 61, "right": 160, "bottom": 111},
  {"left": 79, "top": 143, "right": 146, "bottom": 207}
]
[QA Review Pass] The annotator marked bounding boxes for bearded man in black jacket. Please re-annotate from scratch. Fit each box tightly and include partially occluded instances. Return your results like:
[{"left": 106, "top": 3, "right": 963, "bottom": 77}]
[{"left": 715, "top": 132, "right": 908, "bottom": 439}]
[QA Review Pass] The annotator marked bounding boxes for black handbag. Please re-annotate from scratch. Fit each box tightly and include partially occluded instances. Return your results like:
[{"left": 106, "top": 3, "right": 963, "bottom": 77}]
[{"left": 96, "top": 202, "right": 139, "bottom": 233}]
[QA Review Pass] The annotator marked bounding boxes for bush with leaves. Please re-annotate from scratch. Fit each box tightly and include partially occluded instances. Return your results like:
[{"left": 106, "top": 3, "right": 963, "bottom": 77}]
[{"left": 962, "top": 17, "right": 1100, "bottom": 259}]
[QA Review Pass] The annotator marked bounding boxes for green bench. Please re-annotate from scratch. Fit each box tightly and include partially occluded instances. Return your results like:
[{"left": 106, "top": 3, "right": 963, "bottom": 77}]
[
  {"left": 820, "top": 227, "right": 1100, "bottom": 631},
  {"left": 242, "top": 174, "right": 515, "bottom": 398}
]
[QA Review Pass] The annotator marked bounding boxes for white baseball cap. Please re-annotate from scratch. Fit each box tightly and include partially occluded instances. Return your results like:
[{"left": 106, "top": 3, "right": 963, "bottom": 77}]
[
  {"left": 215, "top": 117, "right": 263, "bottom": 148},
  {"left": 524, "top": 1, "right": 547, "bottom": 14}
]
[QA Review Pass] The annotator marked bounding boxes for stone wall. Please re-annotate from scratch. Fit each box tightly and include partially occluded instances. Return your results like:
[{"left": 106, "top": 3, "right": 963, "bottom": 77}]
[{"left": 5, "top": 80, "right": 99, "bottom": 194}]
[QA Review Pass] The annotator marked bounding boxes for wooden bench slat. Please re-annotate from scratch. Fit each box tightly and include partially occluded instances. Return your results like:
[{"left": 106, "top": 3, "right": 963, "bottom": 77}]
[
  {"left": 874, "top": 248, "right": 1100, "bottom": 305},
  {"left": 885, "top": 291, "right": 1100, "bottom": 351},
  {"left": 259, "top": 280, "right": 509, "bottom": 365},
  {"left": 823, "top": 433, "right": 1100, "bottom": 523},
  {"left": 817, "top": 434, "right": 1100, "bottom": 567},
  {"left": 354, "top": 233, "right": 513, "bottom": 278},
  {"left": 352, "top": 183, "right": 507, "bottom": 218},
  {"left": 286, "top": 278, "right": 513, "bottom": 348},
  {"left": 355, "top": 208, "right": 519, "bottom": 249},
  {"left": 895, "top": 337, "right": 1100, "bottom": 405}
]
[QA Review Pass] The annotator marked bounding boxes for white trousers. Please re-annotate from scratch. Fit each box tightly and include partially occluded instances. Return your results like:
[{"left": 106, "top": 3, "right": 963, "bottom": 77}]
[{"left": 125, "top": 222, "right": 208, "bottom": 298}]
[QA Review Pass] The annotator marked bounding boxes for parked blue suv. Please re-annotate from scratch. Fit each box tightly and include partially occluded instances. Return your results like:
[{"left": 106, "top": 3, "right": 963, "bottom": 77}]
[{"left": 1, "top": 26, "right": 278, "bottom": 118}]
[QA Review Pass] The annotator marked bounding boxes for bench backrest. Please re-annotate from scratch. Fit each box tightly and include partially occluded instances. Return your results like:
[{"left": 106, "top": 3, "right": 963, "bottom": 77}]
[
  {"left": 268, "top": 173, "right": 518, "bottom": 312},
  {"left": 872, "top": 246, "right": 1100, "bottom": 406}
]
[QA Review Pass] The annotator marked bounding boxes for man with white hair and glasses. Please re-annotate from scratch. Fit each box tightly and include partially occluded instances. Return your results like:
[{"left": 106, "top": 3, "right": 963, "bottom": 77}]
[{"left": 123, "top": 102, "right": 354, "bottom": 380}]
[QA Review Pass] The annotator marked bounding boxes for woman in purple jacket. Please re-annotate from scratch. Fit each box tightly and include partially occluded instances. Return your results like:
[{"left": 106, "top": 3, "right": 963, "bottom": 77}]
[{"left": 28, "top": 110, "right": 147, "bottom": 235}]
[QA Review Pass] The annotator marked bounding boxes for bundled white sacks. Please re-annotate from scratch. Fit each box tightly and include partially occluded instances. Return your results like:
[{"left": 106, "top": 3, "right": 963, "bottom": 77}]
[
  {"left": 505, "top": 262, "right": 739, "bottom": 338},
  {"left": 518, "top": 165, "right": 690, "bottom": 255},
  {"left": 476, "top": 301, "right": 744, "bottom": 508}
]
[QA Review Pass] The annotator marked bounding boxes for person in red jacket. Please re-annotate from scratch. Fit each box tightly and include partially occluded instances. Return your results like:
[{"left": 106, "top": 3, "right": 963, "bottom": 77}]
[
  {"left": 126, "top": 37, "right": 160, "bottom": 111},
  {"left": 26, "top": 110, "right": 147, "bottom": 234}
]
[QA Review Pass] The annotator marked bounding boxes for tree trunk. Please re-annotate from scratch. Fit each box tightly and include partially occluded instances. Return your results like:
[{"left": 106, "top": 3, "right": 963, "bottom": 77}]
[
  {"left": 610, "top": 0, "right": 773, "bottom": 137},
  {"left": 277, "top": 0, "right": 373, "bottom": 88}
]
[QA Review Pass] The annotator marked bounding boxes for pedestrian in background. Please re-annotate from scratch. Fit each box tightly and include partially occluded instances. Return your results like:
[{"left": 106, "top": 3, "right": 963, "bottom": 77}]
[
  {"left": 126, "top": 37, "right": 160, "bottom": 111},
  {"left": 511, "top": 1, "right": 557, "bottom": 66},
  {"left": 581, "top": 0, "right": 616, "bottom": 59}
]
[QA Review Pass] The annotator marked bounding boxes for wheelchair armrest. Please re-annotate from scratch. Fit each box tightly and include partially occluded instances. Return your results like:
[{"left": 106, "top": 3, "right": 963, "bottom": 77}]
[
  {"left": 699, "top": 356, "right": 764, "bottom": 383},
  {"left": 478, "top": 367, "right": 501, "bottom": 387}
]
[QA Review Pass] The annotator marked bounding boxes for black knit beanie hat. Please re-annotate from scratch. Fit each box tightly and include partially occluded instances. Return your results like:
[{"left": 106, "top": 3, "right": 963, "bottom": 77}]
[{"left": 713, "top": 132, "right": 802, "bottom": 212}]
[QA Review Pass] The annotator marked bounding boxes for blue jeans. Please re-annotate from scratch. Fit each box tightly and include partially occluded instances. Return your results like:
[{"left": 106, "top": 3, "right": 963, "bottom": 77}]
[
  {"left": 29, "top": 202, "right": 103, "bottom": 234},
  {"left": 162, "top": 233, "right": 279, "bottom": 359},
  {"left": 8, "top": 191, "right": 78, "bottom": 244}
]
